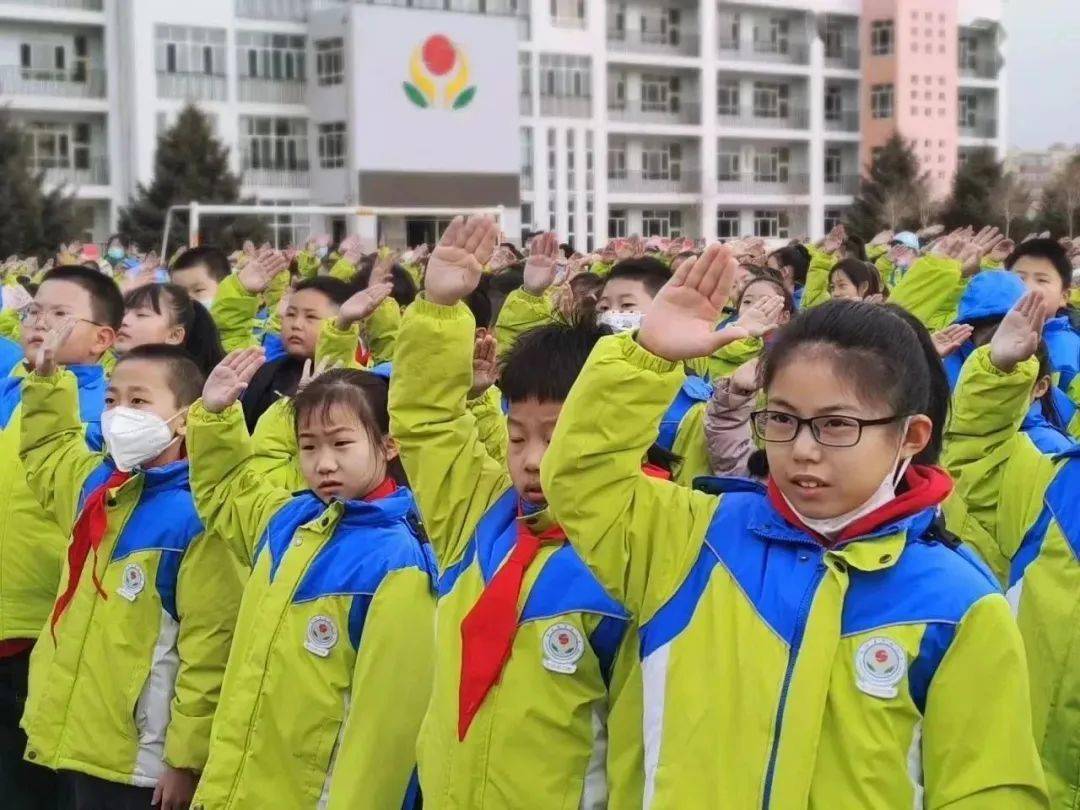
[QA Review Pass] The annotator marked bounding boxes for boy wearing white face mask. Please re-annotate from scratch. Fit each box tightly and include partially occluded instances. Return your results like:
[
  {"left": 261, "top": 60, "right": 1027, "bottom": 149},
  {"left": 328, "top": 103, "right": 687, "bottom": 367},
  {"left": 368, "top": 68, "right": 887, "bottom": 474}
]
[{"left": 18, "top": 335, "right": 245, "bottom": 810}]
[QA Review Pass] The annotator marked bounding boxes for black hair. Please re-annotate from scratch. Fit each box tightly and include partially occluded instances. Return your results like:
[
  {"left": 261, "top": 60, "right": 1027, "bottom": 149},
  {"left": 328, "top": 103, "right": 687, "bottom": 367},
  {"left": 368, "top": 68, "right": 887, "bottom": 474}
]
[
  {"left": 350, "top": 263, "right": 417, "bottom": 309},
  {"left": 603, "top": 257, "right": 672, "bottom": 299},
  {"left": 41, "top": 265, "right": 124, "bottom": 330},
  {"left": 500, "top": 319, "right": 609, "bottom": 404},
  {"left": 769, "top": 244, "right": 811, "bottom": 287},
  {"left": 105, "top": 233, "right": 130, "bottom": 249},
  {"left": 114, "top": 344, "right": 205, "bottom": 407},
  {"left": 292, "top": 276, "right": 357, "bottom": 307},
  {"left": 829, "top": 259, "right": 884, "bottom": 299},
  {"left": 122, "top": 283, "right": 225, "bottom": 376},
  {"left": 738, "top": 269, "right": 796, "bottom": 314},
  {"left": 290, "top": 368, "right": 406, "bottom": 484},
  {"left": 1006, "top": 238, "right": 1072, "bottom": 290},
  {"left": 842, "top": 233, "right": 867, "bottom": 262},
  {"left": 1035, "top": 341, "right": 1067, "bottom": 431},
  {"left": 171, "top": 246, "right": 231, "bottom": 282},
  {"left": 465, "top": 282, "right": 493, "bottom": 330},
  {"left": 567, "top": 272, "right": 605, "bottom": 321},
  {"left": 559, "top": 243, "right": 575, "bottom": 260},
  {"left": 761, "top": 300, "right": 949, "bottom": 465}
]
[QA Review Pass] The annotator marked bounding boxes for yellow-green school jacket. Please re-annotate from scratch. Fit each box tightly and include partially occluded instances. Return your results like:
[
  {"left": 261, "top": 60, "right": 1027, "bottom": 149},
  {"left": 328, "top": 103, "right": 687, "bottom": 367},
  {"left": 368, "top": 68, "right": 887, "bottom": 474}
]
[
  {"left": 889, "top": 255, "right": 968, "bottom": 332},
  {"left": 541, "top": 332, "right": 1048, "bottom": 809},
  {"left": 943, "top": 345, "right": 1080, "bottom": 808},
  {"left": 186, "top": 401, "right": 435, "bottom": 810},
  {"left": 18, "top": 371, "right": 244, "bottom": 785},
  {"left": 390, "top": 297, "right": 644, "bottom": 810}
]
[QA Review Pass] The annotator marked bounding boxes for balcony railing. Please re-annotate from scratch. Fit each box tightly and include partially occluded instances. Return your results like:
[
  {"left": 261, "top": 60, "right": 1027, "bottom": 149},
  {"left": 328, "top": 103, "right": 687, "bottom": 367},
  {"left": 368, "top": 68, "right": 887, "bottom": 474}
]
[
  {"left": 0, "top": 66, "right": 105, "bottom": 98},
  {"left": 40, "top": 157, "right": 109, "bottom": 187},
  {"left": 235, "top": 0, "right": 309, "bottom": 20},
  {"left": 959, "top": 58, "right": 1000, "bottom": 79},
  {"left": 520, "top": 91, "right": 532, "bottom": 115},
  {"left": 243, "top": 167, "right": 310, "bottom": 188},
  {"left": 717, "top": 173, "right": 810, "bottom": 195},
  {"left": 608, "top": 98, "right": 702, "bottom": 125},
  {"left": 238, "top": 78, "right": 306, "bottom": 104},
  {"left": 539, "top": 95, "right": 591, "bottom": 118},
  {"left": 825, "top": 47, "right": 860, "bottom": 70},
  {"left": 157, "top": 71, "right": 227, "bottom": 102},
  {"left": 606, "top": 29, "right": 700, "bottom": 57},
  {"left": 717, "top": 106, "right": 810, "bottom": 130},
  {"left": 608, "top": 170, "right": 701, "bottom": 194},
  {"left": 960, "top": 118, "right": 998, "bottom": 138},
  {"left": 2, "top": 0, "right": 102, "bottom": 8},
  {"left": 824, "top": 110, "right": 860, "bottom": 132},
  {"left": 717, "top": 38, "right": 810, "bottom": 65},
  {"left": 824, "top": 174, "right": 860, "bottom": 195}
]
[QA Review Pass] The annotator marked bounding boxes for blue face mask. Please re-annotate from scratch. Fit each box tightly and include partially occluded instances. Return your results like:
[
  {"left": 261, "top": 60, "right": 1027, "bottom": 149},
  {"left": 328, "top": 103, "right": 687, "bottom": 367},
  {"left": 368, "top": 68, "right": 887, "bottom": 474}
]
[{"left": 107, "top": 246, "right": 125, "bottom": 261}]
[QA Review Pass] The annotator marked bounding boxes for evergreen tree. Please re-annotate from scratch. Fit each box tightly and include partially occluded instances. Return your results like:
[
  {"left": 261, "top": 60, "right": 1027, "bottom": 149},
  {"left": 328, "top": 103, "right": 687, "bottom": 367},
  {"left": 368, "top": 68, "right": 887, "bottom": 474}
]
[
  {"left": 1035, "top": 154, "right": 1080, "bottom": 238},
  {"left": 846, "top": 134, "right": 929, "bottom": 238},
  {"left": 0, "top": 109, "right": 81, "bottom": 257},
  {"left": 940, "top": 148, "right": 1004, "bottom": 231},
  {"left": 118, "top": 104, "right": 265, "bottom": 254}
]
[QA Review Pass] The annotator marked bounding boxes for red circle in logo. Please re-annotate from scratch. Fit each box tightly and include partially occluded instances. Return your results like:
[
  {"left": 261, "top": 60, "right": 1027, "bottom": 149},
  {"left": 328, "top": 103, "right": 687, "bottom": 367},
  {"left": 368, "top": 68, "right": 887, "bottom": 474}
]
[{"left": 422, "top": 35, "right": 456, "bottom": 76}]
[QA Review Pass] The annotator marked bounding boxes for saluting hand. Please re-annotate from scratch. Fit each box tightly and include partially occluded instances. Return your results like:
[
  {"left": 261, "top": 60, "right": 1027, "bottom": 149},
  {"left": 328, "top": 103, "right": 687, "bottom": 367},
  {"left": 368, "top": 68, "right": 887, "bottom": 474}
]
[
  {"left": 201, "top": 348, "right": 267, "bottom": 413},
  {"left": 990, "top": 293, "right": 1045, "bottom": 373},
  {"left": 424, "top": 215, "right": 499, "bottom": 307}
]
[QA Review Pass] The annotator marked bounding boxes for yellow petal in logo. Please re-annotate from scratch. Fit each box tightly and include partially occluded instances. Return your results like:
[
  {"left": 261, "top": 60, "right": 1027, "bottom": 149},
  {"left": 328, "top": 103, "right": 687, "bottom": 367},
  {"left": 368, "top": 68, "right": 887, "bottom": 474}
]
[
  {"left": 444, "top": 49, "right": 469, "bottom": 108},
  {"left": 409, "top": 47, "right": 435, "bottom": 106}
]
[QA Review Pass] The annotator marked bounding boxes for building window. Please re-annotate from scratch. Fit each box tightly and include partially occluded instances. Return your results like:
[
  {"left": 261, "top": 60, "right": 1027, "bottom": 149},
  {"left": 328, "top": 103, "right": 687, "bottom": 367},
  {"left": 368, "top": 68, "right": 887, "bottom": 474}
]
[
  {"left": 550, "top": 0, "right": 586, "bottom": 28},
  {"left": 548, "top": 197, "right": 557, "bottom": 230},
  {"left": 754, "top": 209, "right": 789, "bottom": 239},
  {"left": 641, "top": 74, "right": 681, "bottom": 114},
  {"left": 608, "top": 209, "right": 627, "bottom": 238},
  {"left": 870, "top": 21, "right": 894, "bottom": 56},
  {"left": 752, "top": 81, "right": 790, "bottom": 119},
  {"left": 642, "top": 209, "right": 682, "bottom": 238},
  {"left": 241, "top": 116, "right": 309, "bottom": 171},
  {"left": 823, "top": 19, "right": 844, "bottom": 59},
  {"left": 717, "top": 80, "right": 740, "bottom": 116},
  {"left": 824, "top": 147, "right": 842, "bottom": 183},
  {"left": 585, "top": 129, "right": 594, "bottom": 191},
  {"left": 753, "top": 16, "right": 789, "bottom": 55},
  {"left": 316, "top": 122, "right": 345, "bottom": 169},
  {"left": 642, "top": 143, "right": 682, "bottom": 181},
  {"left": 824, "top": 84, "right": 843, "bottom": 121},
  {"left": 566, "top": 128, "right": 576, "bottom": 190},
  {"left": 521, "top": 202, "right": 534, "bottom": 232},
  {"left": 958, "top": 92, "right": 978, "bottom": 128},
  {"left": 238, "top": 32, "right": 305, "bottom": 81},
  {"left": 717, "top": 148, "right": 741, "bottom": 181},
  {"left": 539, "top": 54, "right": 592, "bottom": 116},
  {"left": 315, "top": 38, "right": 344, "bottom": 86},
  {"left": 24, "top": 121, "right": 91, "bottom": 170},
  {"left": 753, "top": 146, "right": 790, "bottom": 183},
  {"left": 718, "top": 11, "right": 740, "bottom": 50},
  {"left": 959, "top": 34, "right": 978, "bottom": 70},
  {"left": 519, "top": 52, "right": 532, "bottom": 101},
  {"left": 717, "top": 210, "right": 740, "bottom": 238},
  {"left": 824, "top": 208, "right": 844, "bottom": 233},
  {"left": 870, "top": 84, "right": 893, "bottom": 119},
  {"left": 547, "top": 128, "right": 557, "bottom": 191},
  {"left": 521, "top": 127, "right": 534, "bottom": 188},
  {"left": 608, "top": 141, "right": 627, "bottom": 179},
  {"left": 586, "top": 195, "right": 594, "bottom": 252},
  {"left": 155, "top": 25, "right": 225, "bottom": 76}
]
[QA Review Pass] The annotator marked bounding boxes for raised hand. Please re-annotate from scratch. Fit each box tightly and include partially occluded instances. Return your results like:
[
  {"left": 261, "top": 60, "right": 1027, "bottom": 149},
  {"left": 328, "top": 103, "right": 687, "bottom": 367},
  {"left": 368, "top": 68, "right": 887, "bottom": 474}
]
[
  {"left": 339, "top": 234, "right": 364, "bottom": 266},
  {"left": 918, "top": 224, "right": 946, "bottom": 241},
  {"left": 488, "top": 245, "right": 519, "bottom": 273},
  {"left": 988, "top": 238, "right": 1015, "bottom": 264},
  {"left": 729, "top": 295, "right": 786, "bottom": 340},
  {"left": 201, "top": 348, "right": 267, "bottom": 413},
  {"left": 931, "top": 323, "right": 975, "bottom": 358},
  {"left": 869, "top": 229, "right": 895, "bottom": 247},
  {"left": 822, "top": 224, "right": 846, "bottom": 255},
  {"left": 237, "top": 249, "right": 289, "bottom": 295},
  {"left": 34, "top": 318, "right": 77, "bottom": 377},
  {"left": 423, "top": 215, "right": 499, "bottom": 306},
  {"left": 335, "top": 282, "right": 393, "bottom": 329},
  {"left": 297, "top": 357, "right": 341, "bottom": 393},
  {"left": 468, "top": 331, "right": 499, "bottom": 400},
  {"left": 990, "top": 293, "right": 1045, "bottom": 372},
  {"left": 637, "top": 244, "right": 740, "bottom": 362},
  {"left": 523, "top": 232, "right": 560, "bottom": 295}
]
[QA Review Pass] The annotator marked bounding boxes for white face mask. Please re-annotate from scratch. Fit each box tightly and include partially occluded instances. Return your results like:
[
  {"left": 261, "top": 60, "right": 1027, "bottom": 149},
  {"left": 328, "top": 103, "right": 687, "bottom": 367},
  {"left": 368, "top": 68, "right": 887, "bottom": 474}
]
[
  {"left": 782, "top": 418, "right": 913, "bottom": 540},
  {"left": 598, "top": 310, "right": 644, "bottom": 333},
  {"left": 101, "top": 407, "right": 184, "bottom": 472}
]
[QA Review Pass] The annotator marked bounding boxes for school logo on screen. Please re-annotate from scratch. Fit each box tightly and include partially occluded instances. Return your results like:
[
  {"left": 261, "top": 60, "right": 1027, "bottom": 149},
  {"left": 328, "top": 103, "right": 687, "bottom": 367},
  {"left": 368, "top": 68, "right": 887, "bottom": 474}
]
[{"left": 403, "top": 34, "right": 477, "bottom": 110}]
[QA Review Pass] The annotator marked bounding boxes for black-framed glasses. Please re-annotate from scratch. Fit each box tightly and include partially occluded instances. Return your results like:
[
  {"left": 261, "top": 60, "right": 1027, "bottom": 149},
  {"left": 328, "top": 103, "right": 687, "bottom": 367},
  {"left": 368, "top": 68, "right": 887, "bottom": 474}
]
[{"left": 750, "top": 410, "right": 906, "bottom": 448}]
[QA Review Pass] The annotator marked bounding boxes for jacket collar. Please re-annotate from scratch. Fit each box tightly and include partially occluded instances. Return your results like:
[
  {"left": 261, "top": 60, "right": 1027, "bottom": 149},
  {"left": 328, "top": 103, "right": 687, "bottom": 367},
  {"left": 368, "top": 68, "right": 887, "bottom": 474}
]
[
  {"left": 329, "top": 485, "right": 417, "bottom": 529},
  {"left": 102, "top": 457, "right": 191, "bottom": 492}
]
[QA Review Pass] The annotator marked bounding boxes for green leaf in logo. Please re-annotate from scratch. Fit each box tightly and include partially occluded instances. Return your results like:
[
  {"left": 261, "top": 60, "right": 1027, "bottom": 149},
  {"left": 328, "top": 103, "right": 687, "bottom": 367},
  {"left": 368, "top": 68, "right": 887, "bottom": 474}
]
[
  {"left": 403, "top": 82, "right": 428, "bottom": 108},
  {"left": 452, "top": 86, "right": 477, "bottom": 110}
]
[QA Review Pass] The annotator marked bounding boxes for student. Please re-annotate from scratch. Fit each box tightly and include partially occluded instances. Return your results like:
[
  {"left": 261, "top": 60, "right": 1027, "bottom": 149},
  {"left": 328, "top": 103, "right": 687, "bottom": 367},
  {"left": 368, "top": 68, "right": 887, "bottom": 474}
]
[
  {"left": 389, "top": 215, "right": 645, "bottom": 809},
  {"left": 943, "top": 292, "right": 1080, "bottom": 807},
  {"left": 542, "top": 245, "right": 1047, "bottom": 808},
  {"left": 116, "top": 283, "right": 225, "bottom": 376},
  {"left": 1006, "top": 239, "right": 1079, "bottom": 407},
  {"left": 0, "top": 334, "right": 21, "bottom": 376},
  {"left": 766, "top": 244, "right": 810, "bottom": 307},
  {"left": 169, "top": 246, "right": 231, "bottom": 310},
  {"left": 828, "top": 258, "right": 886, "bottom": 301},
  {"left": 19, "top": 340, "right": 244, "bottom": 810},
  {"left": 104, "top": 234, "right": 131, "bottom": 270},
  {"left": 186, "top": 353, "right": 435, "bottom": 809},
  {"left": 0, "top": 266, "right": 122, "bottom": 810}
]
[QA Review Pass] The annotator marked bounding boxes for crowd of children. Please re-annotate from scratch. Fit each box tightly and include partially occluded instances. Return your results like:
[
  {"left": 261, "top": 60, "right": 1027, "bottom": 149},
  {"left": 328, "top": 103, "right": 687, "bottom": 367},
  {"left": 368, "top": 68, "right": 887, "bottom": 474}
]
[{"left": 0, "top": 217, "right": 1078, "bottom": 809}]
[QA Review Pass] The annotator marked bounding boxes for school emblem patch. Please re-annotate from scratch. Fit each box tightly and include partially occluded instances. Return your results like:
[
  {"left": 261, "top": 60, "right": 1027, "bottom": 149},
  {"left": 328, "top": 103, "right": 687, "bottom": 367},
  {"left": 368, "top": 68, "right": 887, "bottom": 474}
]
[
  {"left": 854, "top": 636, "right": 907, "bottom": 699},
  {"left": 304, "top": 615, "right": 338, "bottom": 658},
  {"left": 117, "top": 563, "right": 145, "bottom": 602},
  {"left": 541, "top": 622, "right": 585, "bottom": 674}
]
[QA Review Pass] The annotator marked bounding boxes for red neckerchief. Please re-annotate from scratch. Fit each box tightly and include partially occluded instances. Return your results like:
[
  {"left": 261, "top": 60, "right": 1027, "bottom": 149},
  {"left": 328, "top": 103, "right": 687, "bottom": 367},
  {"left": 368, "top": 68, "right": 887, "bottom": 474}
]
[
  {"left": 362, "top": 476, "right": 397, "bottom": 501},
  {"left": 767, "top": 465, "right": 953, "bottom": 548}
]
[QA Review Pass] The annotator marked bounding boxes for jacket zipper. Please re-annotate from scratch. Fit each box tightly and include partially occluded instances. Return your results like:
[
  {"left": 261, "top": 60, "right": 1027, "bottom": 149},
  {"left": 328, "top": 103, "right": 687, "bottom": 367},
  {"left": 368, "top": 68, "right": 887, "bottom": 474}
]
[{"left": 760, "top": 559, "right": 826, "bottom": 809}]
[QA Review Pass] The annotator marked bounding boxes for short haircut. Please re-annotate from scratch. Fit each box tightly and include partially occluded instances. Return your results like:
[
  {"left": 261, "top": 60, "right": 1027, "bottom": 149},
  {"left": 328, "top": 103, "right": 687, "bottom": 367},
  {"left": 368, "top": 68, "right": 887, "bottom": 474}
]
[
  {"left": 842, "top": 234, "right": 867, "bottom": 262},
  {"left": 830, "top": 259, "right": 884, "bottom": 299},
  {"left": 738, "top": 269, "right": 797, "bottom": 314},
  {"left": 603, "top": 257, "right": 672, "bottom": 299},
  {"left": 1006, "top": 238, "right": 1072, "bottom": 289},
  {"left": 465, "top": 282, "right": 493, "bottom": 329},
  {"left": 292, "top": 276, "right": 357, "bottom": 307},
  {"left": 42, "top": 265, "right": 124, "bottom": 330},
  {"left": 350, "top": 263, "right": 418, "bottom": 309},
  {"left": 171, "top": 246, "right": 231, "bottom": 282},
  {"left": 114, "top": 344, "right": 205, "bottom": 407},
  {"left": 769, "top": 244, "right": 811, "bottom": 286},
  {"left": 500, "top": 320, "right": 609, "bottom": 404}
]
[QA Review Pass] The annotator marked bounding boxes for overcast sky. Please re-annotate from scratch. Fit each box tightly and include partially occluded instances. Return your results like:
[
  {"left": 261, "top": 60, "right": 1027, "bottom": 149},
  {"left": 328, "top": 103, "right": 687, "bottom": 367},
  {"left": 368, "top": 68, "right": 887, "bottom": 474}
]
[{"left": 1007, "top": 0, "right": 1080, "bottom": 149}]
